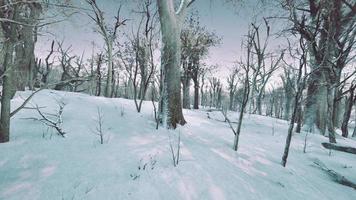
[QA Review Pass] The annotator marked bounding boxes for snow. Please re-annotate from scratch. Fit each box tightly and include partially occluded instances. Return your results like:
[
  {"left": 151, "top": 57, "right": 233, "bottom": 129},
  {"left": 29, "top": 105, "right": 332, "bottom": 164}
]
[{"left": 1, "top": 89, "right": 356, "bottom": 200}]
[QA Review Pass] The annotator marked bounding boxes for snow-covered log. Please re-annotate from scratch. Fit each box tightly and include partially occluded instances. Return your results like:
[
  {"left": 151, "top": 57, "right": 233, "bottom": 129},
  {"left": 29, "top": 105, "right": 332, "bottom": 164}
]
[
  {"left": 313, "top": 159, "right": 356, "bottom": 190},
  {"left": 321, "top": 143, "right": 356, "bottom": 155}
]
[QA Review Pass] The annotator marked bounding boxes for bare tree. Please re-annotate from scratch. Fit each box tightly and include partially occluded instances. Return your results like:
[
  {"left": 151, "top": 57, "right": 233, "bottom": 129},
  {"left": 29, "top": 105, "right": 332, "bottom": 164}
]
[
  {"left": 281, "top": 36, "right": 308, "bottom": 167},
  {"left": 208, "top": 77, "right": 222, "bottom": 109},
  {"left": 233, "top": 64, "right": 250, "bottom": 151},
  {"left": 85, "top": 0, "right": 127, "bottom": 97},
  {"left": 0, "top": 0, "right": 26, "bottom": 142},
  {"left": 227, "top": 67, "right": 239, "bottom": 111},
  {"left": 37, "top": 40, "right": 55, "bottom": 85},
  {"left": 248, "top": 21, "right": 283, "bottom": 115},
  {"left": 280, "top": 66, "right": 297, "bottom": 120},
  {"left": 0, "top": 0, "right": 75, "bottom": 143},
  {"left": 54, "top": 41, "right": 89, "bottom": 91},
  {"left": 118, "top": 0, "right": 158, "bottom": 112},
  {"left": 95, "top": 53, "right": 104, "bottom": 96},
  {"left": 92, "top": 107, "right": 105, "bottom": 144},
  {"left": 341, "top": 82, "right": 356, "bottom": 138},
  {"left": 156, "top": 0, "right": 196, "bottom": 128},
  {"left": 282, "top": 0, "right": 355, "bottom": 144},
  {"left": 25, "top": 100, "right": 67, "bottom": 137},
  {"left": 181, "top": 15, "right": 220, "bottom": 110},
  {"left": 233, "top": 28, "right": 253, "bottom": 151}
]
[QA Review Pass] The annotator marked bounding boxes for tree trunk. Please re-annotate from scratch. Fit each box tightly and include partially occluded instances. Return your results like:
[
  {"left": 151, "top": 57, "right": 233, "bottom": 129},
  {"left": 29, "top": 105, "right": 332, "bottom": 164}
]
[
  {"left": 341, "top": 87, "right": 354, "bottom": 138},
  {"left": 304, "top": 70, "right": 327, "bottom": 134},
  {"left": 0, "top": 41, "right": 15, "bottom": 143},
  {"left": 284, "top": 95, "right": 292, "bottom": 120},
  {"left": 157, "top": 0, "right": 186, "bottom": 128},
  {"left": 105, "top": 43, "right": 113, "bottom": 97},
  {"left": 256, "top": 93, "right": 263, "bottom": 115},
  {"left": 332, "top": 87, "right": 343, "bottom": 128},
  {"left": 295, "top": 104, "right": 302, "bottom": 133},
  {"left": 200, "top": 75, "right": 205, "bottom": 108},
  {"left": 182, "top": 77, "right": 191, "bottom": 109},
  {"left": 233, "top": 82, "right": 249, "bottom": 151},
  {"left": 193, "top": 80, "right": 199, "bottom": 109},
  {"left": 229, "top": 91, "right": 234, "bottom": 111},
  {"left": 326, "top": 86, "right": 336, "bottom": 143}
]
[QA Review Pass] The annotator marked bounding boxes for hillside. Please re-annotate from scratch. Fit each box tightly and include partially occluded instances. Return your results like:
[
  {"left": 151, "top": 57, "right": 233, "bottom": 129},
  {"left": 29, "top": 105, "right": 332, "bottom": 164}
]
[{"left": 1, "top": 90, "right": 355, "bottom": 200}]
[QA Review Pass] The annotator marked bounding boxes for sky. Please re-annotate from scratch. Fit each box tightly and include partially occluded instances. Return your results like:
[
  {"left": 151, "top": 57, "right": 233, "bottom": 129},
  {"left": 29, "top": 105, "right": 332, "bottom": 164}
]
[{"left": 36, "top": 0, "right": 284, "bottom": 85}]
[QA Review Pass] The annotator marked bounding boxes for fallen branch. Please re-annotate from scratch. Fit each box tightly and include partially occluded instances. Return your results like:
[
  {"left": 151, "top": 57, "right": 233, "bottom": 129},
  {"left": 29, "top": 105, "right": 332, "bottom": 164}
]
[
  {"left": 23, "top": 100, "right": 66, "bottom": 137},
  {"left": 10, "top": 78, "right": 90, "bottom": 118},
  {"left": 321, "top": 143, "right": 356, "bottom": 155},
  {"left": 10, "top": 89, "right": 44, "bottom": 118},
  {"left": 313, "top": 159, "right": 356, "bottom": 190}
]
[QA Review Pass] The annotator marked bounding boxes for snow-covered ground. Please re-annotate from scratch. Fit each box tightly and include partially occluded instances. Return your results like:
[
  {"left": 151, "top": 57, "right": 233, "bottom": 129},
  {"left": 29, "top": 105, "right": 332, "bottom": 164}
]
[{"left": 1, "top": 90, "right": 355, "bottom": 200}]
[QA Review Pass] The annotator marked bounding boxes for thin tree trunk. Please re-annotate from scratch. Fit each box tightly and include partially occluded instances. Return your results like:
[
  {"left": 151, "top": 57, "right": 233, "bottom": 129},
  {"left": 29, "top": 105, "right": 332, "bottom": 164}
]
[
  {"left": 282, "top": 80, "right": 304, "bottom": 166},
  {"left": 282, "top": 37, "right": 306, "bottom": 167},
  {"left": 105, "top": 43, "right": 113, "bottom": 97},
  {"left": 233, "top": 79, "right": 249, "bottom": 151},
  {"left": 256, "top": 92, "right": 263, "bottom": 115},
  {"left": 193, "top": 80, "right": 199, "bottom": 109}
]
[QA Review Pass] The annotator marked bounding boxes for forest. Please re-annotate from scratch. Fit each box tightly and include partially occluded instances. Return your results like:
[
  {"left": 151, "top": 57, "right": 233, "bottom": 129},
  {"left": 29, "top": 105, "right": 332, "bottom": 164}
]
[{"left": 0, "top": 0, "right": 355, "bottom": 199}]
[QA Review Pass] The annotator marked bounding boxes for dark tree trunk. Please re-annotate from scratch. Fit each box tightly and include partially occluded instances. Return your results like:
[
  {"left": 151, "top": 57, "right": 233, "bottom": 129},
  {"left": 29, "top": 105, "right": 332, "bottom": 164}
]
[
  {"left": 322, "top": 143, "right": 356, "bottom": 155},
  {"left": 0, "top": 40, "right": 15, "bottom": 143},
  {"left": 193, "top": 80, "right": 199, "bottom": 109},
  {"left": 341, "top": 86, "right": 355, "bottom": 138},
  {"left": 256, "top": 93, "right": 262, "bottom": 115},
  {"left": 229, "top": 92, "right": 234, "bottom": 111},
  {"left": 182, "top": 79, "right": 191, "bottom": 109},
  {"left": 284, "top": 95, "right": 292, "bottom": 120},
  {"left": 295, "top": 104, "right": 302, "bottom": 133},
  {"left": 326, "top": 86, "right": 336, "bottom": 143},
  {"left": 0, "top": 3, "right": 20, "bottom": 142}
]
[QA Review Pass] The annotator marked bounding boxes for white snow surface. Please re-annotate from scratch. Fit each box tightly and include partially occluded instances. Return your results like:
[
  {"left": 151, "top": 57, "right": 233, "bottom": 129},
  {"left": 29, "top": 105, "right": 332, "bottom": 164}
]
[{"left": 1, "top": 89, "right": 356, "bottom": 200}]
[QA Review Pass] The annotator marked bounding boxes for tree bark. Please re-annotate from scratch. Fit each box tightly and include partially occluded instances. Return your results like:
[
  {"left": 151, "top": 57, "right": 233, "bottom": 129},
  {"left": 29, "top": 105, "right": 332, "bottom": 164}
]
[
  {"left": 233, "top": 79, "right": 249, "bottom": 151},
  {"left": 0, "top": 40, "right": 15, "bottom": 143},
  {"left": 105, "top": 43, "right": 113, "bottom": 97},
  {"left": 341, "top": 86, "right": 355, "bottom": 138},
  {"left": 157, "top": 0, "right": 188, "bottom": 128},
  {"left": 193, "top": 81, "right": 199, "bottom": 109},
  {"left": 182, "top": 78, "right": 191, "bottom": 109},
  {"left": 326, "top": 86, "right": 336, "bottom": 143}
]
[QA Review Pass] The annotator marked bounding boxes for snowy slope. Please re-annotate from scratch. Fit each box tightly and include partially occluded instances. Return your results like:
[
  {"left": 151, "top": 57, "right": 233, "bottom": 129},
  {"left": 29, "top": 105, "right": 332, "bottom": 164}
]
[{"left": 1, "top": 90, "right": 355, "bottom": 200}]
